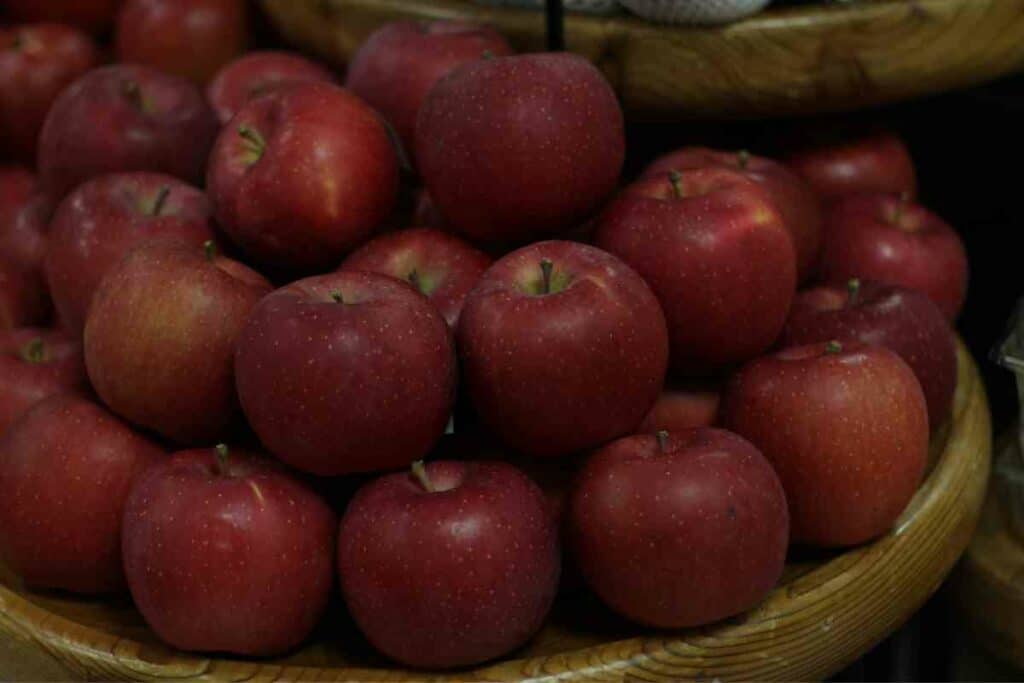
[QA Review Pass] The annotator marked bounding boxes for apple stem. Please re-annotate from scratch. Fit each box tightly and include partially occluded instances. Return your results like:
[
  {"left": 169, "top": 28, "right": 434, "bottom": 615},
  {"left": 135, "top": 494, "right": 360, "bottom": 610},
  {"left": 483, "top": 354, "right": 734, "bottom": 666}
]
[
  {"left": 411, "top": 460, "right": 435, "bottom": 492},
  {"left": 10, "top": 33, "right": 23, "bottom": 50},
  {"left": 825, "top": 340, "right": 843, "bottom": 354},
  {"left": 540, "top": 258, "right": 554, "bottom": 295},
  {"left": 151, "top": 186, "right": 170, "bottom": 216},
  {"left": 330, "top": 290, "right": 344, "bottom": 303},
  {"left": 736, "top": 149, "right": 751, "bottom": 170},
  {"left": 238, "top": 125, "right": 266, "bottom": 161},
  {"left": 121, "top": 79, "right": 146, "bottom": 111},
  {"left": 656, "top": 430, "right": 669, "bottom": 452},
  {"left": 19, "top": 338, "right": 46, "bottom": 364},
  {"left": 407, "top": 269, "right": 422, "bottom": 292},
  {"left": 482, "top": 49, "right": 495, "bottom": 60},
  {"left": 846, "top": 278, "right": 861, "bottom": 306},
  {"left": 203, "top": 240, "right": 217, "bottom": 261},
  {"left": 668, "top": 170, "right": 683, "bottom": 199},
  {"left": 214, "top": 444, "right": 230, "bottom": 476}
]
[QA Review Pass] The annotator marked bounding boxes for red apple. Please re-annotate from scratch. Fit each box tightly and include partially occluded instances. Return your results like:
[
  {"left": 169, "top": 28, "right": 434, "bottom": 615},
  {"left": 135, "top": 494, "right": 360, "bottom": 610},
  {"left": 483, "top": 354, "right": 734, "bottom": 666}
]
[
  {"left": 207, "top": 82, "right": 399, "bottom": 271},
  {"left": 637, "top": 380, "right": 720, "bottom": 433},
  {"left": 339, "top": 228, "right": 492, "bottom": 327},
  {"left": 206, "top": 50, "right": 335, "bottom": 125},
  {"left": 0, "top": 393, "right": 164, "bottom": 593},
  {"left": 338, "top": 459, "right": 559, "bottom": 668},
  {"left": 569, "top": 428, "right": 787, "bottom": 627},
  {"left": 0, "top": 258, "right": 49, "bottom": 330},
  {"left": 85, "top": 240, "right": 271, "bottom": 444},
  {"left": 116, "top": 0, "right": 247, "bottom": 85},
  {"left": 345, "top": 20, "right": 512, "bottom": 163},
  {"left": 0, "top": 167, "right": 52, "bottom": 288},
  {"left": 413, "top": 187, "right": 447, "bottom": 229},
  {"left": 595, "top": 167, "right": 796, "bottom": 374},
  {"left": 781, "top": 278, "right": 956, "bottom": 428},
  {"left": 644, "top": 147, "right": 821, "bottom": 281},
  {"left": 785, "top": 131, "right": 917, "bottom": 201},
  {"left": 1, "top": 0, "right": 121, "bottom": 33},
  {"left": 818, "top": 193, "right": 968, "bottom": 320},
  {"left": 38, "top": 64, "right": 218, "bottom": 199},
  {"left": 44, "top": 172, "right": 217, "bottom": 334},
  {"left": 123, "top": 444, "right": 335, "bottom": 655},
  {"left": 720, "top": 340, "right": 928, "bottom": 547},
  {"left": 0, "top": 23, "right": 99, "bottom": 162},
  {"left": 236, "top": 270, "right": 455, "bottom": 475},
  {"left": 0, "top": 327, "right": 85, "bottom": 434},
  {"left": 458, "top": 240, "right": 668, "bottom": 457},
  {"left": 416, "top": 53, "right": 624, "bottom": 244}
]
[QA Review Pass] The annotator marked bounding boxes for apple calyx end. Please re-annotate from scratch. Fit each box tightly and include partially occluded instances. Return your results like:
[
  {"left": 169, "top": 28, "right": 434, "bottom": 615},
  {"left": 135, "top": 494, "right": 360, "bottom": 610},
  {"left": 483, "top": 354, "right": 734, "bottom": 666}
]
[
  {"left": 736, "top": 149, "right": 751, "bottom": 170},
  {"left": 668, "top": 170, "right": 683, "bottom": 199},
  {"left": 121, "top": 79, "right": 151, "bottom": 113},
  {"left": 481, "top": 49, "right": 496, "bottom": 60},
  {"left": 237, "top": 125, "right": 266, "bottom": 164},
  {"left": 214, "top": 444, "right": 230, "bottom": 476},
  {"left": 19, "top": 337, "right": 47, "bottom": 364},
  {"left": 203, "top": 240, "right": 217, "bottom": 261},
  {"left": 656, "top": 430, "right": 669, "bottom": 453},
  {"left": 825, "top": 340, "right": 843, "bottom": 355},
  {"left": 411, "top": 460, "right": 435, "bottom": 493},
  {"left": 846, "top": 278, "right": 861, "bottom": 306},
  {"left": 407, "top": 269, "right": 423, "bottom": 293},
  {"left": 330, "top": 290, "right": 344, "bottom": 304}
]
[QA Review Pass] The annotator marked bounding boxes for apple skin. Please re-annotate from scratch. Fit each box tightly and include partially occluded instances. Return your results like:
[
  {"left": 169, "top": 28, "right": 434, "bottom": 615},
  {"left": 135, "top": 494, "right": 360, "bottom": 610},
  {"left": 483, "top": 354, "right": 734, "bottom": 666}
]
[
  {"left": 416, "top": 53, "right": 624, "bottom": 244},
  {"left": 345, "top": 20, "right": 512, "bottom": 164},
  {"left": 818, "top": 193, "right": 968, "bottom": 320},
  {"left": 236, "top": 270, "right": 456, "bottom": 475},
  {"left": 0, "top": 23, "right": 99, "bottom": 162},
  {"left": 339, "top": 228, "right": 492, "bottom": 328},
  {"left": 0, "top": 327, "right": 86, "bottom": 435},
  {"left": 595, "top": 167, "right": 796, "bottom": 374},
  {"left": 122, "top": 446, "right": 336, "bottom": 655},
  {"left": 785, "top": 131, "right": 917, "bottom": 202},
  {"left": 116, "top": 0, "right": 247, "bottom": 85},
  {"left": 413, "top": 187, "right": 447, "bottom": 229},
  {"left": 207, "top": 82, "right": 399, "bottom": 272},
  {"left": 0, "top": 168, "right": 52, "bottom": 301},
  {"left": 206, "top": 50, "right": 335, "bottom": 125},
  {"left": 644, "top": 147, "right": 822, "bottom": 282},
  {"left": 0, "top": 394, "right": 164, "bottom": 593},
  {"left": 338, "top": 459, "right": 560, "bottom": 668},
  {"left": 781, "top": 278, "right": 956, "bottom": 429},
  {"left": 85, "top": 240, "right": 272, "bottom": 445},
  {"left": 1, "top": 0, "right": 121, "bottom": 33},
  {"left": 568, "top": 428, "right": 788, "bottom": 628},
  {"left": 720, "top": 341, "right": 929, "bottom": 547},
  {"left": 44, "top": 172, "right": 217, "bottom": 334},
  {"left": 458, "top": 240, "right": 668, "bottom": 458},
  {"left": 637, "top": 380, "right": 720, "bottom": 434},
  {"left": 37, "top": 64, "right": 218, "bottom": 200},
  {"left": 0, "top": 258, "right": 50, "bottom": 330}
]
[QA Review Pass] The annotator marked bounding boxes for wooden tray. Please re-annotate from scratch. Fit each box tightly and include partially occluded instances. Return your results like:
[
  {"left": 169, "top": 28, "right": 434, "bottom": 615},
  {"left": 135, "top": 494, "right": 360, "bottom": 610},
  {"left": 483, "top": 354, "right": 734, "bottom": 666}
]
[
  {"left": 0, "top": 342, "right": 991, "bottom": 681},
  {"left": 260, "top": 0, "right": 1024, "bottom": 119}
]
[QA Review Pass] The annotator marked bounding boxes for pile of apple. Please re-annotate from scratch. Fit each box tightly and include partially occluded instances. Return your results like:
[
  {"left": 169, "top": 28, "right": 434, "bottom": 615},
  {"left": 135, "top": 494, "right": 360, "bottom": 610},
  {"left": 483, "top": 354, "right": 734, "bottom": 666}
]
[{"left": 1, "top": 0, "right": 969, "bottom": 671}]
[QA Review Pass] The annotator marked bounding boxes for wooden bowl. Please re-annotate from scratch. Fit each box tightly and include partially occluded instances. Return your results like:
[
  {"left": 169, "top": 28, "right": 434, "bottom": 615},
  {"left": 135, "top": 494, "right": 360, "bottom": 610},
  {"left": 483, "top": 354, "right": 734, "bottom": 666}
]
[
  {"left": 260, "top": 0, "right": 1024, "bottom": 118},
  {"left": 0, "top": 341, "right": 991, "bottom": 681}
]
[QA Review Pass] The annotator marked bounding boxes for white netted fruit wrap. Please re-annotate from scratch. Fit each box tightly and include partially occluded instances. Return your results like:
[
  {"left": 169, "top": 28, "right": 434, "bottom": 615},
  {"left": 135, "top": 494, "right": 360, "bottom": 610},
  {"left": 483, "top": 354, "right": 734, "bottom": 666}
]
[{"left": 619, "top": 0, "right": 772, "bottom": 23}]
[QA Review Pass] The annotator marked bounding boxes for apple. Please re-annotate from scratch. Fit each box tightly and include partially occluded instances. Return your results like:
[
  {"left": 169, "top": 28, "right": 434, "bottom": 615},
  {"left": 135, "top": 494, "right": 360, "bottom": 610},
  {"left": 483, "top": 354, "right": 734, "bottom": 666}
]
[
  {"left": 595, "top": 167, "right": 796, "bottom": 374},
  {"left": 781, "top": 278, "right": 956, "bottom": 429},
  {"left": 0, "top": 0, "right": 121, "bottom": 33},
  {"left": 458, "top": 240, "right": 667, "bottom": 457},
  {"left": 206, "top": 50, "right": 335, "bottom": 125},
  {"left": 416, "top": 53, "right": 624, "bottom": 244},
  {"left": 0, "top": 258, "right": 49, "bottom": 330},
  {"left": 0, "top": 327, "right": 85, "bottom": 434},
  {"left": 817, "top": 193, "right": 968, "bottom": 320},
  {"left": 37, "top": 64, "right": 218, "bottom": 199},
  {"left": 207, "top": 82, "right": 399, "bottom": 272},
  {"left": 123, "top": 444, "right": 335, "bottom": 655},
  {"left": 785, "top": 131, "right": 917, "bottom": 201},
  {"left": 236, "top": 270, "right": 455, "bottom": 475},
  {"left": 85, "top": 240, "right": 271, "bottom": 444},
  {"left": 0, "top": 167, "right": 52, "bottom": 290},
  {"left": 44, "top": 172, "right": 217, "bottom": 334},
  {"left": 644, "top": 147, "right": 821, "bottom": 281},
  {"left": 568, "top": 428, "right": 788, "bottom": 627},
  {"left": 0, "top": 23, "right": 99, "bottom": 162},
  {"left": 413, "top": 187, "right": 447, "bottom": 229},
  {"left": 637, "top": 380, "right": 720, "bottom": 433},
  {"left": 338, "top": 459, "right": 560, "bottom": 668},
  {"left": 339, "top": 228, "right": 492, "bottom": 327},
  {"left": 720, "top": 340, "right": 928, "bottom": 547},
  {"left": 0, "top": 393, "right": 164, "bottom": 593},
  {"left": 345, "top": 20, "right": 512, "bottom": 164}
]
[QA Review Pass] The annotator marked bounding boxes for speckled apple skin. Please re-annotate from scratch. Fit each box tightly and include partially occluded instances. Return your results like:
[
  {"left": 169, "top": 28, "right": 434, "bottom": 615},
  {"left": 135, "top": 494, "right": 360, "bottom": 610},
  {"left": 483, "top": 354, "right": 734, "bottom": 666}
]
[
  {"left": 568, "top": 427, "right": 788, "bottom": 628},
  {"left": 0, "top": 169, "right": 52, "bottom": 297},
  {"left": 0, "top": 327, "right": 86, "bottom": 434},
  {"left": 596, "top": 167, "right": 797, "bottom": 374},
  {"left": 84, "top": 240, "right": 271, "bottom": 445},
  {"left": 339, "top": 227, "right": 492, "bottom": 328},
  {"left": 45, "top": 172, "right": 216, "bottom": 334},
  {"left": 37, "top": 64, "right": 217, "bottom": 199},
  {"left": 0, "top": 394, "right": 164, "bottom": 593},
  {"left": 122, "top": 447, "right": 336, "bottom": 656},
  {"left": 0, "top": 260, "right": 49, "bottom": 330},
  {"left": 644, "top": 147, "right": 822, "bottom": 282},
  {"left": 781, "top": 279, "right": 957, "bottom": 429},
  {"left": 785, "top": 132, "right": 918, "bottom": 202},
  {"left": 720, "top": 341, "right": 929, "bottom": 547},
  {"left": 235, "top": 270, "right": 456, "bottom": 475},
  {"left": 206, "top": 50, "right": 335, "bottom": 125},
  {"left": 415, "top": 53, "right": 624, "bottom": 244},
  {"left": 457, "top": 240, "right": 668, "bottom": 458},
  {"left": 338, "top": 459, "right": 560, "bottom": 669},
  {"left": 636, "top": 380, "right": 720, "bottom": 434},
  {"left": 817, "top": 194, "right": 968, "bottom": 320},
  {"left": 207, "top": 82, "right": 399, "bottom": 272}
]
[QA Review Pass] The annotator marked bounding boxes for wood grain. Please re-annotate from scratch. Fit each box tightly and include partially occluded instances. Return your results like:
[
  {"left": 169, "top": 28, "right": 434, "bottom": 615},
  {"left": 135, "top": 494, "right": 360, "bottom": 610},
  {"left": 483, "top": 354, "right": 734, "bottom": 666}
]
[
  {"left": 259, "top": 0, "right": 1024, "bottom": 118},
  {"left": 0, "top": 341, "right": 991, "bottom": 681}
]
